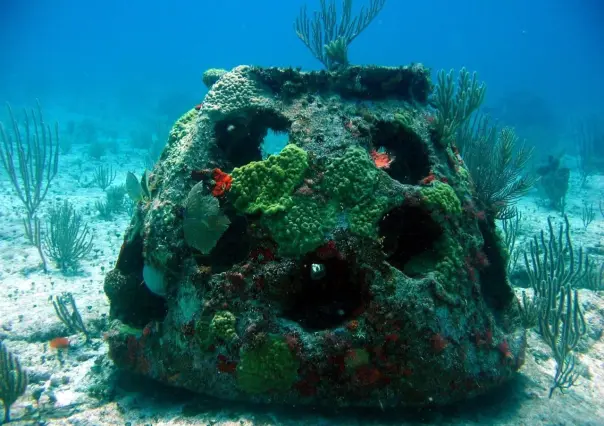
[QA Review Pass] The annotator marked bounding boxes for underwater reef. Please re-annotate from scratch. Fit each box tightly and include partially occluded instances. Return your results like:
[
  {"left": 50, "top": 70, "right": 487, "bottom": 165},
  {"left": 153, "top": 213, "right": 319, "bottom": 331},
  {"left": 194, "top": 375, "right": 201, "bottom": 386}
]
[{"left": 103, "top": 64, "right": 526, "bottom": 408}]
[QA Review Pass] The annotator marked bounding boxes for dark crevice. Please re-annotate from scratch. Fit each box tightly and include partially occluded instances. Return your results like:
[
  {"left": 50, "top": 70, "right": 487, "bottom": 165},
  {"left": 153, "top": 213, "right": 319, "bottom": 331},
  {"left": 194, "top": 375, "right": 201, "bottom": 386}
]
[
  {"left": 281, "top": 254, "right": 370, "bottom": 331},
  {"left": 379, "top": 205, "right": 442, "bottom": 274},
  {"left": 201, "top": 215, "right": 250, "bottom": 273},
  {"left": 105, "top": 233, "right": 167, "bottom": 327},
  {"left": 371, "top": 120, "right": 431, "bottom": 184},
  {"left": 115, "top": 233, "right": 145, "bottom": 275},
  {"left": 477, "top": 220, "right": 514, "bottom": 310},
  {"left": 214, "top": 110, "right": 291, "bottom": 168}
]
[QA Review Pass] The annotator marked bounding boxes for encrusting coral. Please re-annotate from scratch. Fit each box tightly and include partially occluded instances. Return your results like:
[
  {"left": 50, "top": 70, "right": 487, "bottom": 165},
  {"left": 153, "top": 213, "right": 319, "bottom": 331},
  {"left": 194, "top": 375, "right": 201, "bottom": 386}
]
[
  {"left": 236, "top": 335, "right": 299, "bottom": 394},
  {"left": 230, "top": 144, "right": 309, "bottom": 215}
]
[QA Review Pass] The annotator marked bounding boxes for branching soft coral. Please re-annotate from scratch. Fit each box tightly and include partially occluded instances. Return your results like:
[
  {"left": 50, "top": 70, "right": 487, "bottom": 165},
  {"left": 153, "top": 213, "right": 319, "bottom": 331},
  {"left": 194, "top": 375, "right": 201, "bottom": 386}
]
[{"left": 294, "top": 0, "right": 387, "bottom": 70}]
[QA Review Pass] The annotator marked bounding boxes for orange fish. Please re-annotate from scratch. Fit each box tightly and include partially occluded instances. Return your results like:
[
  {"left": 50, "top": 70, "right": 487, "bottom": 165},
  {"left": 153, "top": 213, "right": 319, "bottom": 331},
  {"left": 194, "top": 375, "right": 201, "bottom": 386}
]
[{"left": 49, "top": 337, "right": 70, "bottom": 349}]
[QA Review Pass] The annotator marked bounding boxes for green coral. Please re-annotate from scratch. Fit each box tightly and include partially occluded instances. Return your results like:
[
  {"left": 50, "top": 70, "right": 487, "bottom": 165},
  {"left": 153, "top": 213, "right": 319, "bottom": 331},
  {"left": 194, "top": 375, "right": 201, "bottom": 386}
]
[
  {"left": 231, "top": 144, "right": 308, "bottom": 215},
  {"left": 118, "top": 323, "right": 143, "bottom": 336},
  {"left": 433, "top": 235, "right": 465, "bottom": 282},
  {"left": 420, "top": 181, "right": 462, "bottom": 215},
  {"left": 457, "top": 164, "right": 471, "bottom": 182},
  {"left": 349, "top": 196, "right": 390, "bottom": 238},
  {"left": 322, "top": 147, "right": 393, "bottom": 239},
  {"left": 169, "top": 108, "right": 197, "bottom": 143},
  {"left": 404, "top": 233, "right": 468, "bottom": 295},
  {"left": 237, "top": 335, "right": 299, "bottom": 394},
  {"left": 231, "top": 144, "right": 396, "bottom": 250},
  {"left": 210, "top": 311, "right": 238, "bottom": 341},
  {"left": 323, "top": 146, "right": 378, "bottom": 204},
  {"left": 267, "top": 196, "right": 337, "bottom": 256},
  {"left": 194, "top": 316, "right": 214, "bottom": 350},
  {"left": 394, "top": 109, "right": 415, "bottom": 129}
]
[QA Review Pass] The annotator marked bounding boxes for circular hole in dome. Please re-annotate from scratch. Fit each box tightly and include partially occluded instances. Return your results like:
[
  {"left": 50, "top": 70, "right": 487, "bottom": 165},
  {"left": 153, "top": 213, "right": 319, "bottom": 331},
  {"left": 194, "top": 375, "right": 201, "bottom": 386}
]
[
  {"left": 378, "top": 204, "right": 443, "bottom": 274},
  {"left": 371, "top": 120, "right": 431, "bottom": 184},
  {"left": 213, "top": 110, "right": 291, "bottom": 168},
  {"left": 280, "top": 253, "right": 370, "bottom": 331}
]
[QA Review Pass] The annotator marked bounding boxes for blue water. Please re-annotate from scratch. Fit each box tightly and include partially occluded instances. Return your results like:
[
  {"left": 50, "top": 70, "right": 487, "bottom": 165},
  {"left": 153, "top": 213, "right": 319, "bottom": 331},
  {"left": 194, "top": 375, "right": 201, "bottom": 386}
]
[
  {"left": 1, "top": 1, "right": 604, "bottom": 424},
  {"left": 2, "top": 0, "right": 602, "bottom": 123}
]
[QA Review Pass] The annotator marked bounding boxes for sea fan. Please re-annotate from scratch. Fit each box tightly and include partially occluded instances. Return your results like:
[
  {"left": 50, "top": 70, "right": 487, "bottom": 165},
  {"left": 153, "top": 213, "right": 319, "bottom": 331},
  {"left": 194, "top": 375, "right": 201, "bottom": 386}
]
[{"left": 184, "top": 182, "right": 230, "bottom": 254}]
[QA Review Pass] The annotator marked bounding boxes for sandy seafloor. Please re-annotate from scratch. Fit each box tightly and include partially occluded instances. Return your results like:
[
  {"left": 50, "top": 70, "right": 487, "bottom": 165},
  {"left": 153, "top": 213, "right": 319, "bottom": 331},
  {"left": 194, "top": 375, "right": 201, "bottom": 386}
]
[{"left": 1, "top": 145, "right": 603, "bottom": 426}]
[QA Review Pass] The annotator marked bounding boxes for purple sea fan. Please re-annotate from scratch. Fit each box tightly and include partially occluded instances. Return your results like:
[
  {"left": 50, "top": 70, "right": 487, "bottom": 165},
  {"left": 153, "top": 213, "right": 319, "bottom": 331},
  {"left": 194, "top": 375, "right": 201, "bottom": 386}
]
[{"left": 183, "top": 181, "right": 230, "bottom": 254}]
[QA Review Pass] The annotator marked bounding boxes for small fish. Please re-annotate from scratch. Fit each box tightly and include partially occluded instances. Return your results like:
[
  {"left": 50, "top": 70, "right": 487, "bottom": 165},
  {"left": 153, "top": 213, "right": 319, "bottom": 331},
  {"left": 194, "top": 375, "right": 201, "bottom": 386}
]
[
  {"left": 49, "top": 337, "right": 70, "bottom": 349},
  {"left": 126, "top": 171, "right": 143, "bottom": 202}
]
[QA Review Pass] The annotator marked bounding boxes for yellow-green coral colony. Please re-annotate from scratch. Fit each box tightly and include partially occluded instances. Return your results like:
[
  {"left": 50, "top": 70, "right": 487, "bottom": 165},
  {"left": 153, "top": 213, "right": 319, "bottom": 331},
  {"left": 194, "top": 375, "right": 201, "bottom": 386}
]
[
  {"left": 236, "top": 335, "right": 299, "bottom": 394},
  {"left": 266, "top": 196, "right": 337, "bottom": 256},
  {"left": 229, "top": 145, "right": 396, "bottom": 253},
  {"left": 230, "top": 144, "right": 309, "bottom": 215},
  {"left": 420, "top": 180, "right": 462, "bottom": 215},
  {"left": 323, "top": 146, "right": 379, "bottom": 204},
  {"left": 169, "top": 108, "right": 197, "bottom": 143},
  {"left": 210, "top": 311, "right": 238, "bottom": 341}
]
